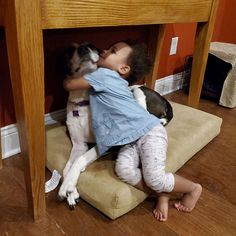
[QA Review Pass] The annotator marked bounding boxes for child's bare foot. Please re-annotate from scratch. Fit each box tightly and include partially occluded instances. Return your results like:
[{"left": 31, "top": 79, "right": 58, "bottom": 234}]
[
  {"left": 174, "top": 183, "right": 202, "bottom": 212},
  {"left": 153, "top": 194, "right": 169, "bottom": 222}
]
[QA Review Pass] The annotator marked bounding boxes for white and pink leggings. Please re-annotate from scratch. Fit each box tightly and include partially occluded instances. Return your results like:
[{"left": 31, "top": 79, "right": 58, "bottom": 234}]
[{"left": 115, "top": 124, "right": 175, "bottom": 193}]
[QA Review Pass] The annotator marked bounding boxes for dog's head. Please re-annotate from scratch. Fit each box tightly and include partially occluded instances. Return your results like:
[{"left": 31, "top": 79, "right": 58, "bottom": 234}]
[{"left": 64, "top": 42, "right": 100, "bottom": 77}]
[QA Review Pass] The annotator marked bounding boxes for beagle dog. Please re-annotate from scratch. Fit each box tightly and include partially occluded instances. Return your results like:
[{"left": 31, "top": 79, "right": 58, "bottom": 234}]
[{"left": 58, "top": 42, "right": 173, "bottom": 208}]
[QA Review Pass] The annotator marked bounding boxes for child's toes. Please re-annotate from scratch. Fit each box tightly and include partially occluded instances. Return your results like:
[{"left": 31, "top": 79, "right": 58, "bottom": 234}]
[
  {"left": 174, "top": 202, "right": 192, "bottom": 212},
  {"left": 181, "top": 206, "right": 191, "bottom": 212},
  {"left": 153, "top": 209, "right": 159, "bottom": 220},
  {"left": 174, "top": 201, "right": 181, "bottom": 210},
  {"left": 153, "top": 209, "right": 167, "bottom": 222}
]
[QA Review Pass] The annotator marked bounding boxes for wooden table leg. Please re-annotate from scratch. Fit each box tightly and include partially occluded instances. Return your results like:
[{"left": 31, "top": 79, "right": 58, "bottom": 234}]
[
  {"left": 0, "top": 128, "right": 2, "bottom": 169},
  {"left": 0, "top": 90, "right": 3, "bottom": 169},
  {"left": 188, "top": 0, "right": 219, "bottom": 108},
  {"left": 146, "top": 24, "right": 166, "bottom": 89},
  {"left": 4, "top": 0, "right": 45, "bottom": 221}
]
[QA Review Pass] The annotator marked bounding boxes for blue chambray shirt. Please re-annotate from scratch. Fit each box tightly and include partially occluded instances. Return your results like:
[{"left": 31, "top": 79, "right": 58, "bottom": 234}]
[{"left": 84, "top": 68, "right": 160, "bottom": 155}]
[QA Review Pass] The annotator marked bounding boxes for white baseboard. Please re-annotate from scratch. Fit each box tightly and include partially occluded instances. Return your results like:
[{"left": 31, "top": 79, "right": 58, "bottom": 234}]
[
  {"left": 1, "top": 109, "right": 66, "bottom": 159},
  {"left": 1, "top": 71, "right": 186, "bottom": 159},
  {"left": 155, "top": 71, "right": 186, "bottom": 95}
]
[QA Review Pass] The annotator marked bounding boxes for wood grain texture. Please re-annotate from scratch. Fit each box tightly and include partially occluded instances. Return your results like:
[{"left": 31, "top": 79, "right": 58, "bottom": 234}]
[
  {"left": 4, "top": 0, "right": 46, "bottom": 220},
  {"left": 0, "top": 132, "right": 2, "bottom": 169},
  {"left": 146, "top": 24, "right": 166, "bottom": 89},
  {"left": 41, "top": 0, "right": 212, "bottom": 29},
  {"left": 188, "top": 0, "right": 219, "bottom": 108},
  {"left": 0, "top": 0, "right": 3, "bottom": 166}
]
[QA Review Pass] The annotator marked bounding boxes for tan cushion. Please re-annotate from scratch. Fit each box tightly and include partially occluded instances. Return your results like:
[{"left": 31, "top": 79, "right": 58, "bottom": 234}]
[{"left": 46, "top": 102, "right": 222, "bottom": 219}]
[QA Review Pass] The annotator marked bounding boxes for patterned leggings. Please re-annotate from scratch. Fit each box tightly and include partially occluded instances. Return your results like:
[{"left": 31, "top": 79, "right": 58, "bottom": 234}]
[{"left": 115, "top": 124, "right": 174, "bottom": 193}]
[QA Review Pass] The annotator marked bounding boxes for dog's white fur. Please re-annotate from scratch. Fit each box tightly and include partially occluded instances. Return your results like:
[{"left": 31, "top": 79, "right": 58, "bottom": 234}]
[
  {"left": 59, "top": 87, "right": 147, "bottom": 207},
  {"left": 58, "top": 47, "right": 149, "bottom": 207}
]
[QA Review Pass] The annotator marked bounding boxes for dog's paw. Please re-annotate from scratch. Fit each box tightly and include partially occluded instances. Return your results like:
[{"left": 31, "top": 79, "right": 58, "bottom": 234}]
[
  {"left": 66, "top": 188, "right": 80, "bottom": 210},
  {"left": 58, "top": 169, "right": 80, "bottom": 200},
  {"left": 58, "top": 179, "right": 75, "bottom": 200},
  {"left": 159, "top": 118, "right": 168, "bottom": 126}
]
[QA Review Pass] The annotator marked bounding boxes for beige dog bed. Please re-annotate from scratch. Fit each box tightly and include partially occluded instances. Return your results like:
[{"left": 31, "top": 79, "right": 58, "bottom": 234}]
[{"left": 46, "top": 102, "right": 222, "bottom": 219}]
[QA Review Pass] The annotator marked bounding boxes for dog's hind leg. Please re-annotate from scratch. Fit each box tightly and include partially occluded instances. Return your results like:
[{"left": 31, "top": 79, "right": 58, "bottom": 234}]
[{"left": 58, "top": 146, "right": 99, "bottom": 206}]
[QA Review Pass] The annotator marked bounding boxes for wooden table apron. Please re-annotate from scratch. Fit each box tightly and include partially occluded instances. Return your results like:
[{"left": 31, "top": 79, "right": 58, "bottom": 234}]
[{"left": 0, "top": 0, "right": 219, "bottom": 221}]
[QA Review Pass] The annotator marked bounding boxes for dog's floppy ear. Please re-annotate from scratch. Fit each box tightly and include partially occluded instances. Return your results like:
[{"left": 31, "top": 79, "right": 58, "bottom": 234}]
[
  {"left": 80, "top": 42, "right": 102, "bottom": 55},
  {"left": 64, "top": 43, "right": 79, "bottom": 76},
  {"left": 65, "top": 43, "right": 79, "bottom": 59},
  {"left": 89, "top": 44, "right": 102, "bottom": 55},
  {"left": 96, "top": 47, "right": 102, "bottom": 55}
]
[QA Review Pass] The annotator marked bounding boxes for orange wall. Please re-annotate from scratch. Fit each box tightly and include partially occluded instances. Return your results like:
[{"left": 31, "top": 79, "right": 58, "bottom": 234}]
[
  {"left": 158, "top": 23, "right": 196, "bottom": 78},
  {"left": 158, "top": 0, "right": 236, "bottom": 78},
  {"left": 159, "top": 0, "right": 236, "bottom": 78},
  {"left": 1, "top": 0, "right": 236, "bottom": 126},
  {"left": 212, "top": 0, "right": 236, "bottom": 43}
]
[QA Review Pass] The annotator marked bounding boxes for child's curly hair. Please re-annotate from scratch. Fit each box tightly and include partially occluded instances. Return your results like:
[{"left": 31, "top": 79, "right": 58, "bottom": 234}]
[{"left": 125, "top": 41, "right": 152, "bottom": 85}]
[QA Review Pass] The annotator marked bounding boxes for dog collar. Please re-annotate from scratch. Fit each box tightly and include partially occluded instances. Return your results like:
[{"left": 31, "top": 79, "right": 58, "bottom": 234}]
[{"left": 68, "top": 100, "right": 90, "bottom": 107}]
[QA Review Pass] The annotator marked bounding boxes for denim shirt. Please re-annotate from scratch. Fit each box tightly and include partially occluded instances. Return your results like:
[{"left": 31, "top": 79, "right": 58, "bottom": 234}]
[{"left": 84, "top": 68, "right": 160, "bottom": 155}]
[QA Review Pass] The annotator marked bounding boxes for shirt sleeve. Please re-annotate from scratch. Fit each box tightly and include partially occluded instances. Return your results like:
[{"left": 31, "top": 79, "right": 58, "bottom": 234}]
[{"left": 84, "top": 68, "right": 107, "bottom": 92}]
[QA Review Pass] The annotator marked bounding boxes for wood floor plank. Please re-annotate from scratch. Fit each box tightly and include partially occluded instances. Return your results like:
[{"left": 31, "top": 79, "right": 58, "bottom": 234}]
[
  {"left": 166, "top": 91, "right": 236, "bottom": 206},
  {"left": 165, "top": 189, "right": 236, "bottom": 236},
  {"left": 0, "top": 90, "right": 236, "bottom": 235},
  {"left": 46, "top": 188, "right": 126, "bottom": 236},
  {"left": 113, "top": 205, "right": 178, "bottom": 236},
  {"left": 0, "top": 160, "right": 65, "bottom": 235}
]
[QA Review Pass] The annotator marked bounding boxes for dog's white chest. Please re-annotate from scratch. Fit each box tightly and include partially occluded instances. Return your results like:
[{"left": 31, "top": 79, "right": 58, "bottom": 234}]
[{"left": 66, "top": 90, "right": 95, "bottom": 143}]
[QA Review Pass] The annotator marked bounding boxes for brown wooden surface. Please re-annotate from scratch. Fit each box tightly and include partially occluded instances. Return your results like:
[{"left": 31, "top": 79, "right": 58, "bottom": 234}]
[
  {"left": 41, "top": 0, "right": 212, "bottom": 29},
  {"left": 4, "top": 0, "right": 46, "bottom": 220},
  {"left": 146, "top": 24, "right": 166, "bottom": 89},
  {"left": 0, "top": 101, "right": 2, "bottom": 169},
  {"left": 0, "top": 91, "right": 235, "bottom": 235},
  {"left": 0, "top": 0, "right": 219, "bottom": 221},
  {"left": 0, "top": 131, "right": 2, "bottom": 169},
  {"left": 188, "top": 0, "right": 219, "bottom": 108},
  {"left": 0, "top": 0, "right": 4, "bottom": 170}
]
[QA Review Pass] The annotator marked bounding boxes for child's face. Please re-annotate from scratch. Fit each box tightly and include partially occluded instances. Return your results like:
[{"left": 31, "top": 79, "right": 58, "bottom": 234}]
[{"left": 98, "top": 42, "right": 132, "bottom": 75}]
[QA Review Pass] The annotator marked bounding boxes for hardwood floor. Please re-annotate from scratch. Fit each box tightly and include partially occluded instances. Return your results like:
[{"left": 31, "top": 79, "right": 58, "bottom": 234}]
[{"left": 0, "top": 90, "right": 236, "bottom": 236}]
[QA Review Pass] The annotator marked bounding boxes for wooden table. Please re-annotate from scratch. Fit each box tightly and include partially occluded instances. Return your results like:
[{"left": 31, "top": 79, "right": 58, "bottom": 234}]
[{"left": 0, "top": 0, "right": 219, "bottom": 221}]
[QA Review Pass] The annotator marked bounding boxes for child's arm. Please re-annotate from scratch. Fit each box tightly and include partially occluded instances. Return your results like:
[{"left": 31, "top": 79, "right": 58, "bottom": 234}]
[{"left": 63, "top": 76, "right": 91, "bottom": 91}]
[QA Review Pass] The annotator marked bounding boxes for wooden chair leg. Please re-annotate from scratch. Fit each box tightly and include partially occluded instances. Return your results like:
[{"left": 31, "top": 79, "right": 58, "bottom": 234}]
[{"left": 5, "top": 0, "right": 46, "bottom": 221}]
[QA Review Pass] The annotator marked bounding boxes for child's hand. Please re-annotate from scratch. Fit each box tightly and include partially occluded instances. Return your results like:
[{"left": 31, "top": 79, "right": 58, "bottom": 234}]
[{"left": 63, "top": 76, "right": 91, "bottom": 91}]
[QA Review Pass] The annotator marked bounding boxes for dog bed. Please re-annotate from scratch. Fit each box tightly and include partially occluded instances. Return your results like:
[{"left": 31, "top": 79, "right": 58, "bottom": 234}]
[{"left": 46, "top": 102, "right": 222, "bottom": 219}]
